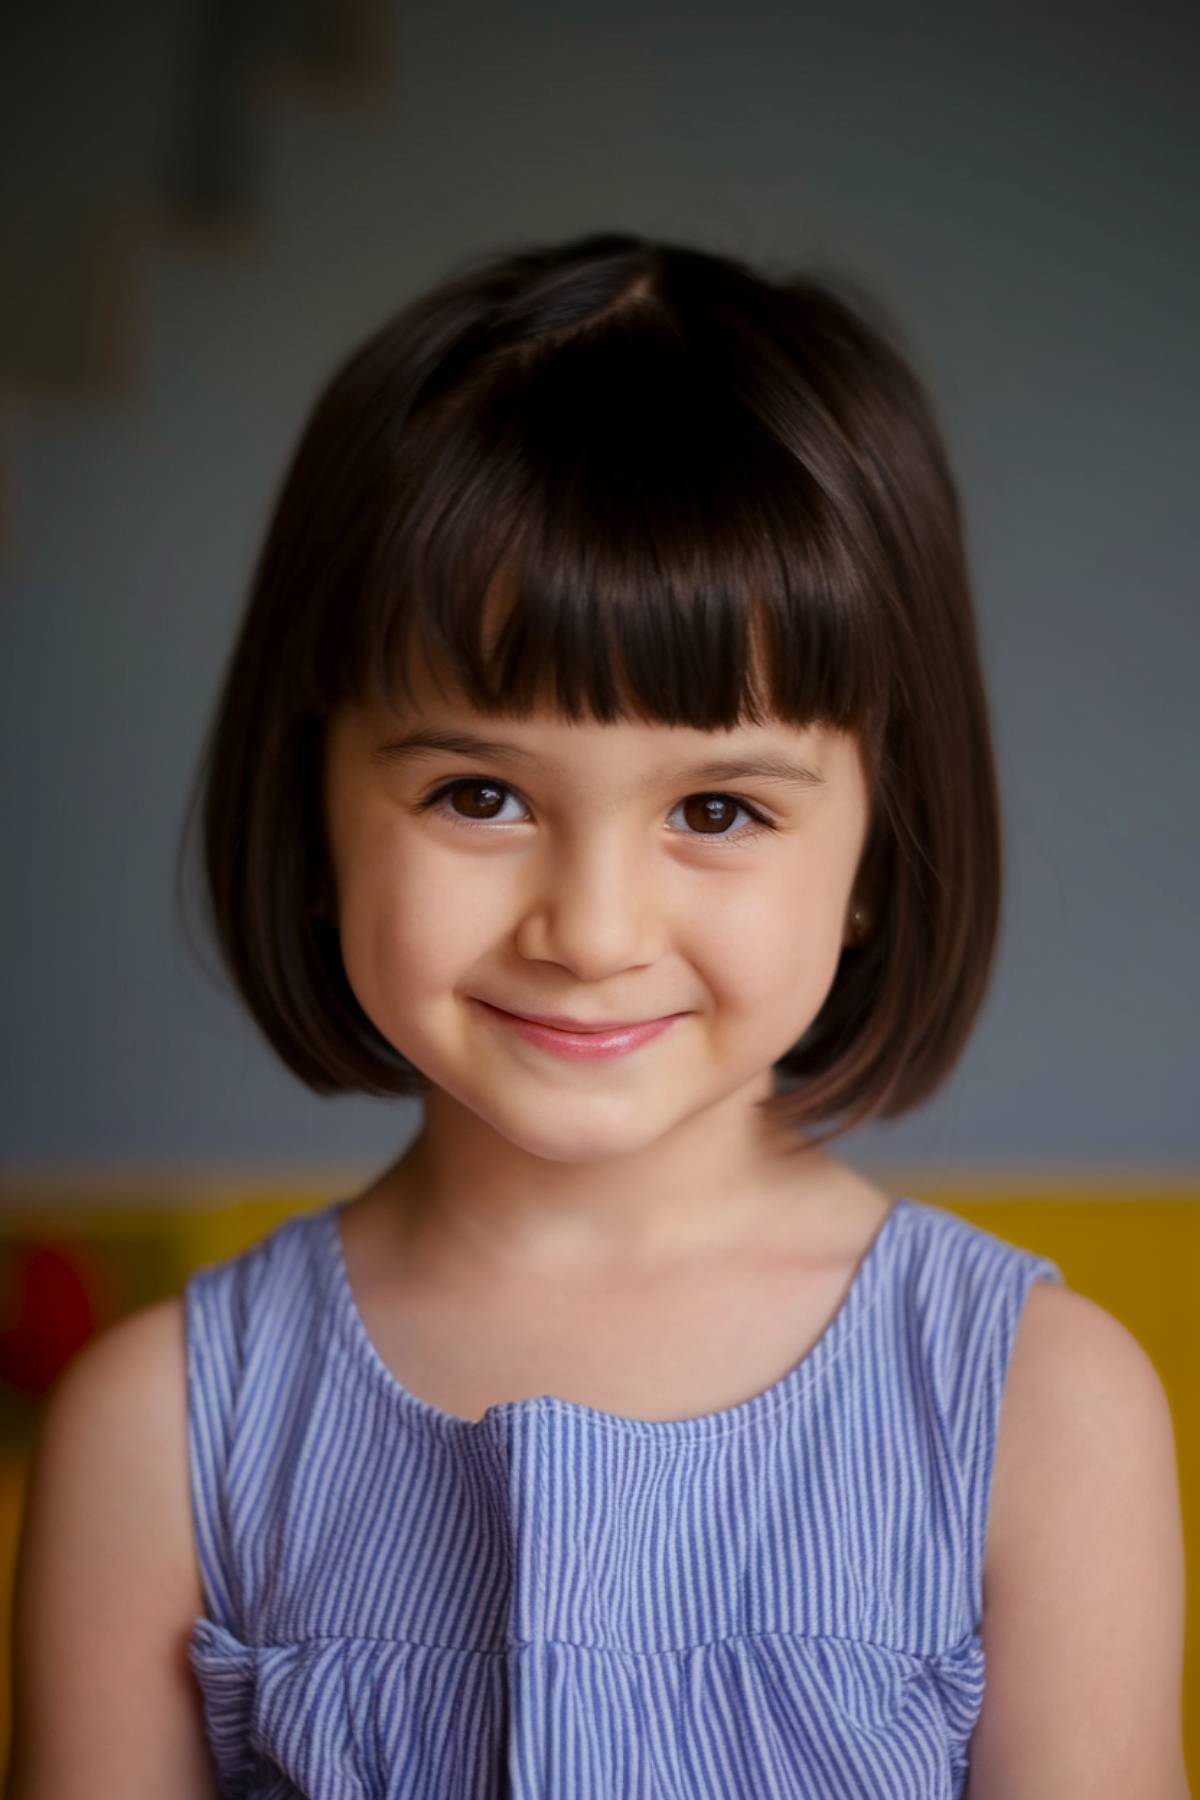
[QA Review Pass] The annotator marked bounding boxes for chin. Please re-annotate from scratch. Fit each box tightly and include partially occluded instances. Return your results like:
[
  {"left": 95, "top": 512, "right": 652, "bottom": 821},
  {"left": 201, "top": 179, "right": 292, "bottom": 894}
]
[{"left": 465, "top": 1084, "right": 675, "bottom": 1164}]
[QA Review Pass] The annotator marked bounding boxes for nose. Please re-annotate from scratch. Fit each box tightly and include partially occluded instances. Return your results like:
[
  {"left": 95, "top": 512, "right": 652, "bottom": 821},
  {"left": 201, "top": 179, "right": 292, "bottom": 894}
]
[{"left": 513, "top": 830, "right": 667, "bottom": 979}]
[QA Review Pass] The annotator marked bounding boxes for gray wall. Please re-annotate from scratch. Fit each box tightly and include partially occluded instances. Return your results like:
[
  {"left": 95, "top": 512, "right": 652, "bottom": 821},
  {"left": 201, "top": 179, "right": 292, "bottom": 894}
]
[{"left": 3, "top": 0, "right": 1197, "bottom": 1173}]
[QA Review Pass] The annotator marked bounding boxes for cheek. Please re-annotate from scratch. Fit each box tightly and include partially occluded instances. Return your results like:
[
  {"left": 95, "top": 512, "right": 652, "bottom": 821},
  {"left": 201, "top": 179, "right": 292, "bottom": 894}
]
[
  {"left": 337, "top": 838, "right": 494, "bottom": 999},
  {"left": 700, "top": 863, "right": 848, "bottom": 1018}
]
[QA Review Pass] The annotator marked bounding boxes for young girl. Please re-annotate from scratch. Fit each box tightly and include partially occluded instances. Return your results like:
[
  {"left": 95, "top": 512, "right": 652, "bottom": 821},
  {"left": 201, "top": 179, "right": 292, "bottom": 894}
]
[{"left": 9, "top": 233, "right": 1188, "bottom": 1799}]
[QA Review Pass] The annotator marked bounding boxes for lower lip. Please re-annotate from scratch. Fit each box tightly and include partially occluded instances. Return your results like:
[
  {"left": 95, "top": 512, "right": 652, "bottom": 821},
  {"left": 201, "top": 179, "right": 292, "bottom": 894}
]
[{"left": 476, "top": 1001, "right": 682, "bottom": 1060}]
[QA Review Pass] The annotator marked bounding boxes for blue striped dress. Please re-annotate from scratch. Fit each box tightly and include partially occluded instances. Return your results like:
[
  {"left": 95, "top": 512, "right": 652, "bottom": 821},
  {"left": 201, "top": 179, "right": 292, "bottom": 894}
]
[{"left": 185, "top": 1193, "right": 1064, "bottom": 1798}]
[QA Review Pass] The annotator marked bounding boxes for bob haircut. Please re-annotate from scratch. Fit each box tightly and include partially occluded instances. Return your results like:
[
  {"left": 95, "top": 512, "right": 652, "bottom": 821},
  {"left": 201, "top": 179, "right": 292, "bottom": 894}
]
[{"left": 180, "top": 230, "right": 1003, "bottom": 1151}]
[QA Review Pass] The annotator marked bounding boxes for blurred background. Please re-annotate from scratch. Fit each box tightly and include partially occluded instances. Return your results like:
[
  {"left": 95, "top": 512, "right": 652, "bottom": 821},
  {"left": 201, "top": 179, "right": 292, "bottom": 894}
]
[{"left": 1, "top": 0, "right": 1197, "bottom": 1776}]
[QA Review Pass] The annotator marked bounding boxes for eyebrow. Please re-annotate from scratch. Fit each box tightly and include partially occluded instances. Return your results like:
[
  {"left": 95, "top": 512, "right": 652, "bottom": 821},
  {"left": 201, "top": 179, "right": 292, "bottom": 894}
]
[{"left": 371, "top": 728, "right": 826, "bottom": 789}]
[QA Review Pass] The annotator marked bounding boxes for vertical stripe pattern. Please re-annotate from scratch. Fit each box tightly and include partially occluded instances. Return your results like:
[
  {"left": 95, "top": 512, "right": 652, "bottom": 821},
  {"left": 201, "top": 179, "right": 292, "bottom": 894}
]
[{"left": 185, "top": 1194, "right": 1064, "bottom": 1798}]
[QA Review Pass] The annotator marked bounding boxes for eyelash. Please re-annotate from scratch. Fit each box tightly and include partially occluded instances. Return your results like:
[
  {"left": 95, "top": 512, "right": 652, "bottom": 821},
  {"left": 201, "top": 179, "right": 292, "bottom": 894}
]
[{"left": 415, "top": 777, "right": 778, "bottom": 848}]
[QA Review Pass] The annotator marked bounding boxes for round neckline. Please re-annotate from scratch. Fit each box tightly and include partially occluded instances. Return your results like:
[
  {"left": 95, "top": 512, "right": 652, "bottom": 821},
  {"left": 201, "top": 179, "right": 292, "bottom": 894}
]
[{"left": 320, "top": 1192, "right": 913, "bottom": 1443}]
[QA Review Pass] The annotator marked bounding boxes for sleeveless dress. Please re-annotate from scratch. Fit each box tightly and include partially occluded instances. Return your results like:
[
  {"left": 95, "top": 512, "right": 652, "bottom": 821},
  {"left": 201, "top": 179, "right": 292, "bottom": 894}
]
[{"left": 185, "top": 1193, "right": 1064, "bottom": 1799}]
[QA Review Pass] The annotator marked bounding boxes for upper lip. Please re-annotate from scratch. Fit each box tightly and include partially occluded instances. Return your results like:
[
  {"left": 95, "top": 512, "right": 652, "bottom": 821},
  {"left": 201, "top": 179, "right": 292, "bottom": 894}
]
[{"left": 482, "top": 1002, "right": 676, "bottom": 1032}]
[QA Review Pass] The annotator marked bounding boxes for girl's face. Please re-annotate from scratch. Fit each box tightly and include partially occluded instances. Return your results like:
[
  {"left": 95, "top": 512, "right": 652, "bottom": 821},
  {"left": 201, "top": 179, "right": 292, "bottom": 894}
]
[{"left": 322, "top": 660, "right": 873, "bottom": 1167}]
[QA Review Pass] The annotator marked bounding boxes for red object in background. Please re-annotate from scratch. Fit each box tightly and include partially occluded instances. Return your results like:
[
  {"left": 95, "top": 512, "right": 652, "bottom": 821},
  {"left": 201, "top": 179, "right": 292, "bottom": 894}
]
[{"left": 0, "top": 1241, "right": 105, "bottom": 1397}]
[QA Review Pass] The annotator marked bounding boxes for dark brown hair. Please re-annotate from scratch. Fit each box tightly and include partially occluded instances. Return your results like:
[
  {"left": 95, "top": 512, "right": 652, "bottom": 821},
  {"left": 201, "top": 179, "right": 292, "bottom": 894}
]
[{"left": 178, "top": 230, "right": 1002, "bottom": 1150}]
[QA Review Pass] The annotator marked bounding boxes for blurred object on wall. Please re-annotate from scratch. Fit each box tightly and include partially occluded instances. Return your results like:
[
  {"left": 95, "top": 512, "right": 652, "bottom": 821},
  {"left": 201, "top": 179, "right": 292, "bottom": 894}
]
[
  {"left": 0, "top": 1212, "right": 178, "bottom": 1448},
  {"left": 0, "top": 1237, "right": 110, "bottom": 1397}
]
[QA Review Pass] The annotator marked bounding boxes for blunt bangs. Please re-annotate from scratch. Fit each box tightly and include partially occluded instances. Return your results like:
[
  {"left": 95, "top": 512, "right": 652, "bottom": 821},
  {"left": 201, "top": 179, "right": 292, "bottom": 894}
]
[
  {"left": 184, "top": 231, "right": 1002, "bottom": 1148},
  {"left": 334, "top": 298, "right": 891, "bottom": 774}
]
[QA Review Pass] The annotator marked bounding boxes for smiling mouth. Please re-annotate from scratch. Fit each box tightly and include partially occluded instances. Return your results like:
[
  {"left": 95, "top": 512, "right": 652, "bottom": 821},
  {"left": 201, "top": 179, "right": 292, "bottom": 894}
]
[
  {"left": 487, "top": 1005, "right": 678, "bottom": 1032},
  {"left": 472, "top": 1000, "right": 684, "bottom": 1059}
]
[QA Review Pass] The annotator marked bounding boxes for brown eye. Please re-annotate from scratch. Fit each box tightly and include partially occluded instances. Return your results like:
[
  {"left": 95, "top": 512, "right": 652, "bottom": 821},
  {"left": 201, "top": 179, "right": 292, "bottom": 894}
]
[
  {"left": 681, "top": 794, "right": 740, "bottom": 834},
  {"left": 447, "top": 780, "right": 508, "bottom": 819},
  {"left": 418, "top": 777, "right": 529, "bottom": 830}
]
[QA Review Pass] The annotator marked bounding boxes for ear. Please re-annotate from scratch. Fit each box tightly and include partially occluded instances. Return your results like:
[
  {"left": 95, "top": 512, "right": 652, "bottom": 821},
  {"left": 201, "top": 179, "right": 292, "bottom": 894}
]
[
  {"left": 844, "top": 799, "right": 887, "bottom": 948},
  {"left": 844, "top": 900, "right": 873, "bottom": 949}
]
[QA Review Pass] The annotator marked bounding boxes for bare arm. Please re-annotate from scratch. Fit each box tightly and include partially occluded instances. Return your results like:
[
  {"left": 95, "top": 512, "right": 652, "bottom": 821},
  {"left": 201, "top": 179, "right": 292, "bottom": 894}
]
[
  {"left": 966, "top": 1281, "right": 1191, "bottom": 1799},
  {"left": 5, "top": 1297, "right": 219, "bottom": 1798}
]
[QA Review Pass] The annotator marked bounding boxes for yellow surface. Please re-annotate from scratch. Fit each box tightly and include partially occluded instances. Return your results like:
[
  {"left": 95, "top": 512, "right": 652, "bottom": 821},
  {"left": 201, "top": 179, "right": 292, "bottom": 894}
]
[{"left": 1, "top": 1181, "right": 1196, "bottom": 1783}]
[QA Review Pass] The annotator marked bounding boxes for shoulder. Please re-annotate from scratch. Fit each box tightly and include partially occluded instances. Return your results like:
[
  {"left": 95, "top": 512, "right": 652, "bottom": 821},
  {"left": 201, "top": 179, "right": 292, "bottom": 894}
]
[
  {"left": 989, "top": 1280, "right": 1180, "bottom": 1560},
  {"left": 51, "top": 1290, "right": 189, "bottom": 1424},
  {"left": 22, "top": 1295, "right": 201, "bottom": 1610},
  {"left": 971, "top": 1280, "right": 1189, "bottom": 1794},
  {"left": 7, "top": 1298, "right": 215, "bottom": 1795}
]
